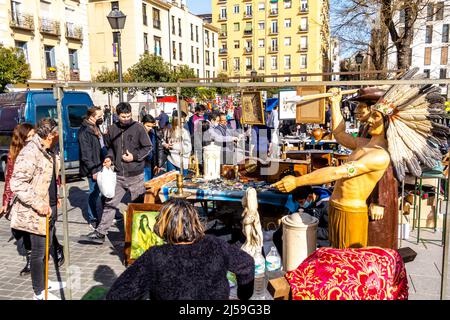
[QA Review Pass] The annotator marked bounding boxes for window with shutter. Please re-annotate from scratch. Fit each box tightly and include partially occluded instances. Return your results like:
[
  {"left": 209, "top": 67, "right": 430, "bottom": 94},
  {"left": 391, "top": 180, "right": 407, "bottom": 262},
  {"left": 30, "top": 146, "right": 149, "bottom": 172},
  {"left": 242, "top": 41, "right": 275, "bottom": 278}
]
[
  {"left": 441, "top": 47, "right": 448, "bottom": 65},
  {"left": 424, "top": 47, "right": 432, "bottom": 65}
]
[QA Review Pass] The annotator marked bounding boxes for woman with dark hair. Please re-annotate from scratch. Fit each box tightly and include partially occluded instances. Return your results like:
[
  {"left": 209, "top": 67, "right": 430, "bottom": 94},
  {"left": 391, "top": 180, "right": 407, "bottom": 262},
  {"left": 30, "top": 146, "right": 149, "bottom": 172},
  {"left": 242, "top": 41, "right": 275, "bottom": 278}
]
[
  {"left": 1, "top": 123, "right": 34, "bottom": 275},
  {"left": 106, "top": 199, "right": 255, "bottom": 300}
]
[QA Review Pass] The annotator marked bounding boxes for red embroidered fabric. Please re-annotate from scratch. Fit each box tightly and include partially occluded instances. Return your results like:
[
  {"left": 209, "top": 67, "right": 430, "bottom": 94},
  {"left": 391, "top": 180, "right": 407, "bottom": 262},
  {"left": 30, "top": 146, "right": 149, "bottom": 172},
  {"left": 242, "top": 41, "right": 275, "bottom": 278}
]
[{"left": 285, "top": 247, "right": 408, "bottom": 300}]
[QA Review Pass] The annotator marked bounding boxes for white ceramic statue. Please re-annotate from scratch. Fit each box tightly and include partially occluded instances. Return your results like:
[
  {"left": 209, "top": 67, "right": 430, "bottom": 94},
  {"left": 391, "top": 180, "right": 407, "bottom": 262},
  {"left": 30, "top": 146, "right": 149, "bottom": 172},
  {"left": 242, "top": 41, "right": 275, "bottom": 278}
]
[{"left": 241, "top": 188, "right": 264, "bottom": 258}]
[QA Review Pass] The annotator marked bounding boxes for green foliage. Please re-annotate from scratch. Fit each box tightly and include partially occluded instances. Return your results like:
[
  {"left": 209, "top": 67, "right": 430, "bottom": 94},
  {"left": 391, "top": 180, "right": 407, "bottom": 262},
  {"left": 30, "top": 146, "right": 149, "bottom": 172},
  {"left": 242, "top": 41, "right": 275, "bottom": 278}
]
[
  {"left": 93, "top": 67, "right": 132, "bottom": 97},
  {"left": 167, "top": 64, "right": 198, "bottom": 98},
  {"left": 0, "top": 45, "right": 31, "bottom": 93},
  {"left": 127, "top": 53, "right": 171, "bottom": 94},
  {"left": 197, "top": 87, "right": 217, "bottom": 103},
  {"left": 214, "top": 72, "right": 232, "bottom": 96}
]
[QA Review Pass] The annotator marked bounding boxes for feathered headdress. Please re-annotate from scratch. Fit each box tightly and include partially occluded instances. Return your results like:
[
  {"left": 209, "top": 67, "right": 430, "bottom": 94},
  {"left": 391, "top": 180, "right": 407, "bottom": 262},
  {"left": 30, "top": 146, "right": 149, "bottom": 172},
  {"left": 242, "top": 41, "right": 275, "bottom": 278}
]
[{"left": 371, "top": 68, "right": 449, "bottom": 181}]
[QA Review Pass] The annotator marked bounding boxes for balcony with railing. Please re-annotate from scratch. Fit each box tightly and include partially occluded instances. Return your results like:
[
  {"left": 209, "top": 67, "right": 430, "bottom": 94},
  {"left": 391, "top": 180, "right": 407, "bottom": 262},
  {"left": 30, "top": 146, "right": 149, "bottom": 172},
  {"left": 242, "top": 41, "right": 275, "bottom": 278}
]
[
  {"left": 9, "top": 11, "right": 35, "bottom": 31},
  {"left": 46, "top": 67, "right": 57, "bottom": 80},
  {"left": 218, "top": 14, "right": 227, "bottom": 21},
  {"left": 244, "top": 47, "right": 253, "bottom": 54},
  {"left": 246, "top": 65, "right": 253, "bottom": 71},
  {"left": 269, "top": 46, "right": 278, "bottom": 53},
  {"left": 298, "top": 44, "right": 308, "bottom": 52},
  {"left": 153, "top": 20, "right": 161, "bottom": 29},
  {"left": 243, "top": 29, "right": 253, "bottom": 37},
  {"left": 219, "top": 31, "right": 227, "bottom": 39},
  {"left": 70, "top": 69, "right": 80, "bottom": 81},
  {"left": 269, "top": 9, "right": 278, "bottom": 17},
  {"left": 298, "top": 25, "right": 308, "bottom": 33},
  {"left": 219, "top": 48, "right": 228, "bottom": 55},
  {"left": 243, "top": 12, "right": 253, "bottom": 19},
  {"left": 269, "top": 28, "right": 278, "bottom": 35},
  {"left": 39, "top": 18, "right": 61, "bottom": 36},
  {"left": 66, "top": 23, "right": 83, "bottom": 41},
  {"left": 258, "top": 66, "right": 264, "bottom": 70},
  {"left": 299, "top": 5, "right": 309, "bottom": 14}
]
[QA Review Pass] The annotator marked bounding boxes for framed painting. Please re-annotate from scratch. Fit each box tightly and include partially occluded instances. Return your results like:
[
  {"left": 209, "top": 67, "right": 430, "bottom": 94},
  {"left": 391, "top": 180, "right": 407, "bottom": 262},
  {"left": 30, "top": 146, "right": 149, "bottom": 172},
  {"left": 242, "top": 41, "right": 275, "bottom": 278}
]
[
  {"left": 124, "top": 203, "right": 164, "bottom": 266},
  {"left": 279, "top": 90, "right": 298, "bottom": 120},
  {"left": 296, "top": 86, "right": 326, "bottom": 124},
  {"left": 241, "top": 91, "right": 265, "bottom": 125}
]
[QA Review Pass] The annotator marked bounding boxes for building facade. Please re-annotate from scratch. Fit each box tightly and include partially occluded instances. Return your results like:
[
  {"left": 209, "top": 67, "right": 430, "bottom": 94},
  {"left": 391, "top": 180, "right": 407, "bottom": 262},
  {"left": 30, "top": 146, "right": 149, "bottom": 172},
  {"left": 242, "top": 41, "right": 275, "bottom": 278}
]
[
  {"left": 88, "top": 0, "right": 219, "bottom": 81},
  {"left": 387, "top": 1, "right": 449, "bottom": 89},
  {"left": 0, "top": 0, "right": 91, "bottom": 89},
  {"left": 212, "top": 0, "right": 330, "bottom": 81},
  {"left": 330, "top": 37, "right": 340, "bottom": 81}
]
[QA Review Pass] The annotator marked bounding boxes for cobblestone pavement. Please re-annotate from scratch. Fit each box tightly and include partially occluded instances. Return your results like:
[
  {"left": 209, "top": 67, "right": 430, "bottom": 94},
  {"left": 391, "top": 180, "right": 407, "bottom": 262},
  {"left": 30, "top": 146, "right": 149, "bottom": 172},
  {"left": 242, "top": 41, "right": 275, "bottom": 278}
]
[
  {"left": 0, "top": 178, "right": 449, "bottom": 300},
  {"left": 0, "top": 178, "right": 126, "bottom": 300}
]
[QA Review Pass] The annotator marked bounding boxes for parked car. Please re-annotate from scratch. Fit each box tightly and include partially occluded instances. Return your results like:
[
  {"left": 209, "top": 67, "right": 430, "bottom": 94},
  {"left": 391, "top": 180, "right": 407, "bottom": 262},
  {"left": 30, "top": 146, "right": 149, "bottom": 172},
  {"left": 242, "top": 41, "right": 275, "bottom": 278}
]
[{"left": 0, "top": 90, "right": 94, "bottom": 175}]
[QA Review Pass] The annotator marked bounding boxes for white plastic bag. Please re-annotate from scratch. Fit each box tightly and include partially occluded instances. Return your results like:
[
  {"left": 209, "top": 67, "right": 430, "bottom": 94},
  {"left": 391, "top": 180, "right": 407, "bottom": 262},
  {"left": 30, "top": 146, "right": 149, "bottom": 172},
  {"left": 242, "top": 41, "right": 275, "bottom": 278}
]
[{"left": 97, "top": 167, "right": 117, "bottom": 198}]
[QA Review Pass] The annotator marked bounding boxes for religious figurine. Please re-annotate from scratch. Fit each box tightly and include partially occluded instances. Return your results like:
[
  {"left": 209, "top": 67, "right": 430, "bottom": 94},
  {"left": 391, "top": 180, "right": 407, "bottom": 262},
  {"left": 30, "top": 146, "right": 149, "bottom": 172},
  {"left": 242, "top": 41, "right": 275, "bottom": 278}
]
[
  {"left": 273, "top": 68, "right": 448, "bottom": 249},
  {"left": 241, "top": 188, "right": 264, "bottom": 258}
]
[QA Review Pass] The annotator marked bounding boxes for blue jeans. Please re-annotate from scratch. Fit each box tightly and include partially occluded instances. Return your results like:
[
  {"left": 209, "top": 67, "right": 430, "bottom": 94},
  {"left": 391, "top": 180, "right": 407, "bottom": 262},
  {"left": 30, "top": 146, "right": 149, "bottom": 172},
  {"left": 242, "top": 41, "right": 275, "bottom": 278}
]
[
  {"left": 144, "top": 166, "right": 152, "bottom": 182},
  {"left": 87, "top": 177, "right": 101, "bottom": 223},
  {"left": 167, "top": 161, "right": 188, "bottom": 176}
]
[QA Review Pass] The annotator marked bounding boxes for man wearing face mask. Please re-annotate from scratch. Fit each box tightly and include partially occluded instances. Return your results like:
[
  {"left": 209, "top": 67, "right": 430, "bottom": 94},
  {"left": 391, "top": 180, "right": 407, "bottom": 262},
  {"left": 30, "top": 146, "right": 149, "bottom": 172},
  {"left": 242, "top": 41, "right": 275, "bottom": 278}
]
[
  {"left": 82, "top": 102, "right": 152, "bottom": 244},
  {"left": 273, "top": 186, "right": 331, "bottom": 257},
  {"left": 210, "top": 113, "right": 244, "bottom": 165},
  {"left": 78, "top": 107, "right": 106, "bottom": 229}
]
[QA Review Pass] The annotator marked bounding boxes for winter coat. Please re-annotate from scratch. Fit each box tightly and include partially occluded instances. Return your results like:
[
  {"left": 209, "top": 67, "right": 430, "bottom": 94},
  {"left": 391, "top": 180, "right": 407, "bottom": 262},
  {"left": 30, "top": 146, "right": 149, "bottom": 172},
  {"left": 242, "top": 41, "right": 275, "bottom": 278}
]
[
  {"left": 9, "top": 134, "right": 59, "bottom": 236},
  {"left": 104, "top": 121, "right": 152, "bottom": 177},
  {"left": 78, "top": 120, "right": 105, "bottom": 177},
  {"left": 161, "top": 127, "right": 192, "bottom": 169}
]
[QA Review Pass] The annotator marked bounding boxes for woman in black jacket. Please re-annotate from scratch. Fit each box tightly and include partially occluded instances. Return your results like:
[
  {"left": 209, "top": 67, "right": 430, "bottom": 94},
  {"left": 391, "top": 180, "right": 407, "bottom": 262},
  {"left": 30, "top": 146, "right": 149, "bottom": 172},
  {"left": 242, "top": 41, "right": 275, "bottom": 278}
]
[
  {"left": 78, "top": 107, "right": 106, "bottom": 229},
  {"left": 106, "top": 199, "right": 255, "bottom": 300}
]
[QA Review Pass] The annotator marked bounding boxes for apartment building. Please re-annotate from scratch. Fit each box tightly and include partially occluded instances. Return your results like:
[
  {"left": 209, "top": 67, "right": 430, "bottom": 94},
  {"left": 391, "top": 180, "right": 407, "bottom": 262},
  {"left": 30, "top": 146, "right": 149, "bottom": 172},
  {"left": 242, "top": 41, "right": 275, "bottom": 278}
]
[
  {"left": 387, "top": 1, "right": 449, "bottom": 90},
  {"left": 0, "top": 0, "right": 91, "bottom": 89},
  {"left": 330, "top": 37, "right": 340, "bottom": 81},
  {"left": 88, "top": 0, "right": 219, "bottom": 80},
  {"left": 212, "top": 0, "right": 330, "bottom": 81}
]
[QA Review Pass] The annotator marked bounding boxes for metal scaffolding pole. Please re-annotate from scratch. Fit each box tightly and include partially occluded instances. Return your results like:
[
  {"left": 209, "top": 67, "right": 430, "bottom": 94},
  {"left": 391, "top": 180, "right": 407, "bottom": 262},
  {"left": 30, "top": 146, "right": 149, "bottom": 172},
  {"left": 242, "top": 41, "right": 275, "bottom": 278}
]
[{"left": 53, "top": 87, "right": 72, "bottom": 300}]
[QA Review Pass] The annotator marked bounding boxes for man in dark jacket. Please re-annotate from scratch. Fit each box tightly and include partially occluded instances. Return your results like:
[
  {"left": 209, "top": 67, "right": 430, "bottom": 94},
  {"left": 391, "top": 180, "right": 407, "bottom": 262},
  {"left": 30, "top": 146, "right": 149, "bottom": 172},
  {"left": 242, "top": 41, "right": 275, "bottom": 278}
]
[
  {"left": 141, "top": 114, "right": 165, "bottom": 181},
  {"left": 273, "top": 186, "right": 331, "bottom": 257},
  {"left": 82, "top": 102, "right": 152, "bottom": 244},
  {"left": 78, "top": 107, "right": 106, "bottom": 229},
  {"left": 156, "top": 110, "right": 169, "bottom": 129}
]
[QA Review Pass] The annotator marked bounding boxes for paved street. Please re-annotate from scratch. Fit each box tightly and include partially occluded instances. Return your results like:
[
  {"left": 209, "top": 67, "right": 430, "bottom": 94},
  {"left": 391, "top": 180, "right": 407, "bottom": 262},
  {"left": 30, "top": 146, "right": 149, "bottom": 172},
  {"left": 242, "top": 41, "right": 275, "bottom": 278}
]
[
  {"left": 0, "top": 177, "right": 449, "bottom": 300},
  {"left": 0, "top": 178, "right": 126, "bottom": 300}
]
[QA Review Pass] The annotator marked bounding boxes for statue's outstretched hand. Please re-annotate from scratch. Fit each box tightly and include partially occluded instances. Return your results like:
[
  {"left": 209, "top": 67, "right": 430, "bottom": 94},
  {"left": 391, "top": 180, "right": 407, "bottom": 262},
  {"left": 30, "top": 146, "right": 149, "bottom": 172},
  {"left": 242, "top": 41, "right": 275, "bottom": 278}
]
[{"left": 271, "top": 175, "right": 297, "bottom": 193}]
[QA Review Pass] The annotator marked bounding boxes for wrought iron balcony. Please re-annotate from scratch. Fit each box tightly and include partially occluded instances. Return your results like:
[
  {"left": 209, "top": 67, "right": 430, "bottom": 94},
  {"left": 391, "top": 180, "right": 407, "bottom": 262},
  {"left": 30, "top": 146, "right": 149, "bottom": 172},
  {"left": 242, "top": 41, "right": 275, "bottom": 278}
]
[
  {"left": 244, "top": 47, "right": 253, "bottom": 54},
  {"left": 39, "top": 18, "right": 61, "bottom": 36},
  {"left": 269, "top": 28, "right": 278, "bottom": 35},
  {"left": 298, "top": 25, "right": 308, "bottom": 33},
  {"left": 153, "top": 20, "right": 161, "bottom": 29},
  {"left": 219, "top": 31, "right": 227, "bottom": 38},
  {"left": 219, "top": 48, "right": 228, "bottom": 55},
  {"left": 269, "top": 9, "right": 278, "bottom": 17},
  {"left": 46, "top": 67, "right": 57, "bottom": 80},
  {"left": 243, "top": 29, "right": 253, "bottom": 36},
  {"left": 66, "top": 23, "right": 83, "bottom": 40},
  {"left": 298, "top": 44, "right": 308, "bottom": 52},
  {"left": 70, "top": 69, "right": 80, "bottom": 81},
  {"left": 299, "top": 6, "right": 309, "bottom": 14},
  {"left": 269, "top": 46, "right": 278, "bottom": 53},
  {"left": 9, "top": 11, "right": 35, "bottom": 31},
  {"left": 218, "top": 14, "right": 227, "bottom": 21},
  {"left": 243, "top": 13, "right": 253, "bottom": 19}
]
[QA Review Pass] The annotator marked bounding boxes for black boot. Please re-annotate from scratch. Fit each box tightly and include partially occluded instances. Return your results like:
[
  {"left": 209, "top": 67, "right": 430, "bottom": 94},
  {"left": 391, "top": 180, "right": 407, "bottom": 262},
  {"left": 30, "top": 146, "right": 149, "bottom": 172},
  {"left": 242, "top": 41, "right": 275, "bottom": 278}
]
[
  {"left": 55, "top": 245, "right": 65, "bottom": 268},
  {"left": 20, "top": 250, "right": 31, "bottom": 276}
]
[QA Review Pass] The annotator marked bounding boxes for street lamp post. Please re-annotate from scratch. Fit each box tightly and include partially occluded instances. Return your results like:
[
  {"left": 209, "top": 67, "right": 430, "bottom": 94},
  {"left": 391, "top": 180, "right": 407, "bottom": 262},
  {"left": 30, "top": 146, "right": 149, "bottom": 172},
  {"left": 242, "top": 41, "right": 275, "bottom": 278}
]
[
  {"left": 107, "top": 6, "right": 127, "bottom": 103},
  {"left": 355, "top": 52, "right": 364, "bottom": 81},
  {"left": 250, "top": 69, "right": 258, "bottom": 82}
]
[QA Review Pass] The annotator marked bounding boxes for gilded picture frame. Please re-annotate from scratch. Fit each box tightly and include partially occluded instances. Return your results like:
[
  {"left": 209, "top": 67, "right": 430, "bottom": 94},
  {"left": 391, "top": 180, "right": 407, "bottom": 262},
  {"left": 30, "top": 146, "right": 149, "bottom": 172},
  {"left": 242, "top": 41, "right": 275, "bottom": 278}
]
[
  {"left": 124, "top": 203, "right": 164, "bottom": 266},
  {"left": 296, "top": 86, "right": 327, "bottom": 124},
  {"left": 241, "top": 91, "right": 265, "bottom": 125}
]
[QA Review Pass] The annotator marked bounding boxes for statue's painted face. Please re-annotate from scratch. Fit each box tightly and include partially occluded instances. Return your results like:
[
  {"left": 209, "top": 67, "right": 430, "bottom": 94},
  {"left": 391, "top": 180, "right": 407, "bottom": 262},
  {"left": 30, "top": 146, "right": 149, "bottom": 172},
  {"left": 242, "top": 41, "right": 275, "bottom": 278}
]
[
  {"left": 367, "top": 110, "right": 385, "bottom": 136},
  {"left": 355, "top": 102, "right": 371, "bottom": 123}
]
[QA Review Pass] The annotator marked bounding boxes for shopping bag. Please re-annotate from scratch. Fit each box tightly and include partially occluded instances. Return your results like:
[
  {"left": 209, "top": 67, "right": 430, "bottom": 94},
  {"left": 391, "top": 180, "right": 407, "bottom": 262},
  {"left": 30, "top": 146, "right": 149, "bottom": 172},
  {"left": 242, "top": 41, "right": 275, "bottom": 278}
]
[{"left": 97, "top": 167, "right": 117, "bottom": 198}]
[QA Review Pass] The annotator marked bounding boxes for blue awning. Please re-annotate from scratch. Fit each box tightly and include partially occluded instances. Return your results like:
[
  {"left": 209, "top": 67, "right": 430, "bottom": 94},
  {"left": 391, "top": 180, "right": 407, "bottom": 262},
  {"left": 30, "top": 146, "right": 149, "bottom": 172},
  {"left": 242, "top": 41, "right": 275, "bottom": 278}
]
[{"left": 265, "top": 98, "right": 279, "bottom": 111}]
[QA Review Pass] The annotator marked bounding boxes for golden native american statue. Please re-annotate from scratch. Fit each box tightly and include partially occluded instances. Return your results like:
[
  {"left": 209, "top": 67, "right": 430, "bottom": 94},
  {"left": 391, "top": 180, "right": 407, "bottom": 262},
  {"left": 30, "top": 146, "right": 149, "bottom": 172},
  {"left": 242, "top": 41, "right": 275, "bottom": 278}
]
[
  {"left": 273, "top": 68, "right": 449, "bottom": 248},
  {"left": 241, "top": 188, "right": 264, "bottom": 257}
]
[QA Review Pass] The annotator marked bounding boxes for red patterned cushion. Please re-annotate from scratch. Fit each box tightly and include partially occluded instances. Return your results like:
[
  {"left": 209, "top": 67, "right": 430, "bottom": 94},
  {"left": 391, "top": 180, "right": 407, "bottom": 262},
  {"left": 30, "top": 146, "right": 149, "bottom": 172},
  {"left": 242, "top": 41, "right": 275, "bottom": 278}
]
[{"left": 285, "top": 247, "right": 408, "bottom": 300}]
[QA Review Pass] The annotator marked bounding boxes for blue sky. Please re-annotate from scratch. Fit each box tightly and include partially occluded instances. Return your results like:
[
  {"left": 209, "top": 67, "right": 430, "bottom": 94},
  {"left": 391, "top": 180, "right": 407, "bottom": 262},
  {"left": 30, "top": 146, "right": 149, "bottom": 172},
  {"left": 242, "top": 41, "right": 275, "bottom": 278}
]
[{"left": 186, "top": 0, "right": 211, "bottom": 14}]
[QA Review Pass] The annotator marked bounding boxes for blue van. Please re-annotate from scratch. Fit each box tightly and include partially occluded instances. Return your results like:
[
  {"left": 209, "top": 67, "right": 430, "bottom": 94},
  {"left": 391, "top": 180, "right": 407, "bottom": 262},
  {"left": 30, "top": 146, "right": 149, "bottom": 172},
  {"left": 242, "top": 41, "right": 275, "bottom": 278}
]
[{"left": 0, "top": 90, "right": 94, "bottom": 175}]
